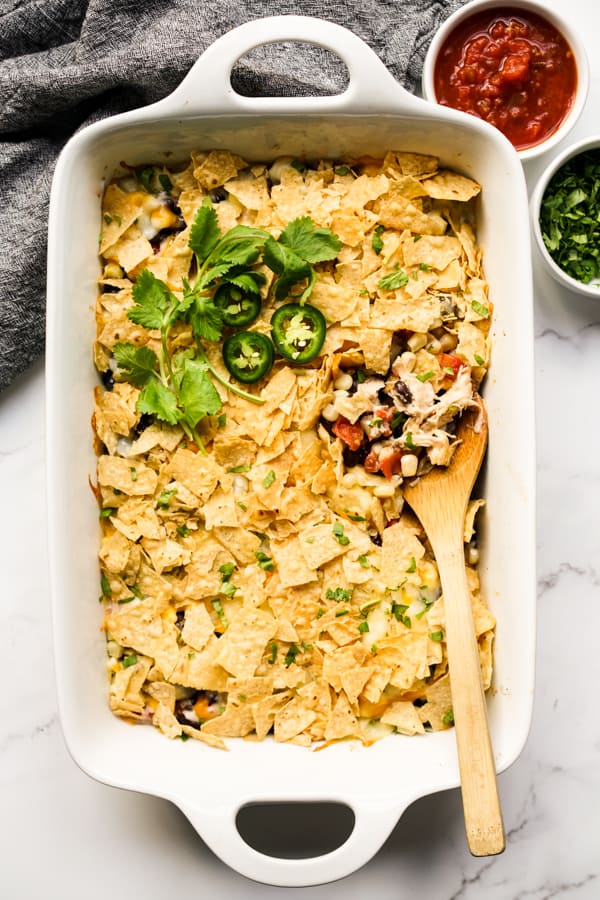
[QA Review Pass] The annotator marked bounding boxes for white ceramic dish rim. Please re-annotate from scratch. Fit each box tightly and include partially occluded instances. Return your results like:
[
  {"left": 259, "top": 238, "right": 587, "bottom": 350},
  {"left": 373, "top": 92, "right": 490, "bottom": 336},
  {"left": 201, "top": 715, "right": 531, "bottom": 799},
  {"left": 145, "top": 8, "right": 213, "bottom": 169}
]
[
  {"left": 530, "top": 133, "right": 600, "bottom": 298},
  {"left": 421, "top": 0, "right": 590, "bottom": 163},
  {"left": 46, "top": 16, "right": 537, "bottom": 888}
]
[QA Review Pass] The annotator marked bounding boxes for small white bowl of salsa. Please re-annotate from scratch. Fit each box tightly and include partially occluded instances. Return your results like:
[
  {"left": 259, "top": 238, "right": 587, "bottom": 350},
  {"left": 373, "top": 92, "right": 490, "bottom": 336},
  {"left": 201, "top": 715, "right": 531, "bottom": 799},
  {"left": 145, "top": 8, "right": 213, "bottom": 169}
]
[{"left": 422, "top": 0, "right": 589, "bottom": 161}]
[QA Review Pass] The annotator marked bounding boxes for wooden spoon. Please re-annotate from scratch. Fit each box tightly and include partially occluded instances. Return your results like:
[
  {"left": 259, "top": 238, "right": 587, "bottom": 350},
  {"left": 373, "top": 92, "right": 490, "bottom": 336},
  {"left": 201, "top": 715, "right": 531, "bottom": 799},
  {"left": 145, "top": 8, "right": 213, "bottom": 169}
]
[{"left": 402, "top": 395, "right": 505, "bottom": 857}]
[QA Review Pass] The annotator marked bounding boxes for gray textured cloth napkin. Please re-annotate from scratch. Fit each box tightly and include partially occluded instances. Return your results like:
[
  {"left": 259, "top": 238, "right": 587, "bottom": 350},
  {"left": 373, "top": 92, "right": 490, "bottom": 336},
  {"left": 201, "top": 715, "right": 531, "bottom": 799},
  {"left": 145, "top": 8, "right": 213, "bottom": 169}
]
[{"left": 0, "top": 0, "right": 463, "bottom": 392}]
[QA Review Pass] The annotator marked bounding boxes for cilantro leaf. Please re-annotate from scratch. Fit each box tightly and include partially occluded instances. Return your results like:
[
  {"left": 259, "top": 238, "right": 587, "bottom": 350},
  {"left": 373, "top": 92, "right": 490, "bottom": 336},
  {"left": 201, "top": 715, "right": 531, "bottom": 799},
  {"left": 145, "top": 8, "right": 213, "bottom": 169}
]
[
  {"left": 136, "top": 380, "right": 180, "bottom": 425},
  {"left": 136, "top": 167, "right": 156, "bottom": 193},
  {"left": 113, "top": 343, "right": 158, "bottom": 387},
  {"left": 189, "top": 202, "right": 221, "bottom": 263},
  {"left": 188, "top": 293, "right": 224, "bottom": 343},
  {"left": 178, "top": 358, "right": 222, "bottom": 428},
  {"left": 225, "top": 271, "right": 266, "bottom": 295},
  {"left": 277, "top": 216, "right": 342, "bottom": 263},
  {"left": 127, "top": 269, "right": 177, "bottom": 328},
  {"left": 263, "top": 237, "right": 312, "bottom": 301},
  {"left": 378, "top": 268, "right": 409, "bottom": 291},
  {"left": 371, "top": 225, "right": 384, "bottom": 255}
]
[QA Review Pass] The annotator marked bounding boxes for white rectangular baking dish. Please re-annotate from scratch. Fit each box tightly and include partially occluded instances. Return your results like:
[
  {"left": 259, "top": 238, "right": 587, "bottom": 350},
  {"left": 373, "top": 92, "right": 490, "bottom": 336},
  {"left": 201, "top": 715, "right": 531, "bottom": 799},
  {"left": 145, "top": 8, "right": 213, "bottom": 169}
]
[{"left": 46, "top": 16, "right": 536, "bottom": 887}]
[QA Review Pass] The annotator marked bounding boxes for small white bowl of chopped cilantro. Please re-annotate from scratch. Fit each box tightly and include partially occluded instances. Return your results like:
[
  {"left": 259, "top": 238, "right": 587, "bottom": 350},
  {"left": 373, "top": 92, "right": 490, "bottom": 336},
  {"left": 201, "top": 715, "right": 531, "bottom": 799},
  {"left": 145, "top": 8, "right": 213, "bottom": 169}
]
[{"left": 531, "top": 135, "right": 600, "bottom": 297}]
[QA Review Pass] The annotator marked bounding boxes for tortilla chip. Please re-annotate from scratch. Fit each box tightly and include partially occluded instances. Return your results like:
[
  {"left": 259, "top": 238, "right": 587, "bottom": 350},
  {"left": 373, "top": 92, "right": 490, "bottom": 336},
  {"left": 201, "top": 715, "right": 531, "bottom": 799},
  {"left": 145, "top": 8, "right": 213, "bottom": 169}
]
[
  {"left": 215, "top": 607, "right": 277, "bottom": 678},
  {"left": 325, "top": 691, "right": 360, "bottom": 741},
  {"left": 194, "top": 150, "right": 247, "bottom": 189},
  {"left": 270, "top": 536, "right": 319, "bottom": 588},
  {"left": 422, "top": 170, "right": 481, "bottom": 201},
  {"left": 181, "top": 602, "right": 215, "bottom": 652},
  {"left": 274, "top": 697, "right": 318, "bottom": 742},
  {"left": 380, "top": 701, "right": 425, "bottom": 735},
  {"left": 381, "top": 519, "right": 425, "bottom": 582}
]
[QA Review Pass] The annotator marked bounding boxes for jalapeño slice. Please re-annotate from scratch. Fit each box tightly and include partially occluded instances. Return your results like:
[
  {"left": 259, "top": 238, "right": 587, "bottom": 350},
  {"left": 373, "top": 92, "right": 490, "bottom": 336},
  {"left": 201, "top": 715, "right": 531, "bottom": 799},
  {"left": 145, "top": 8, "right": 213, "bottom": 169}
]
[
  {"left": 270, "top": 303, "right": 326, "bottom": 364},
  {"left": 214, "top": 283, "right": 262, "bottom": 328},
  {"left": 222, "top": 331, "right": 274, "bottom": 384}
]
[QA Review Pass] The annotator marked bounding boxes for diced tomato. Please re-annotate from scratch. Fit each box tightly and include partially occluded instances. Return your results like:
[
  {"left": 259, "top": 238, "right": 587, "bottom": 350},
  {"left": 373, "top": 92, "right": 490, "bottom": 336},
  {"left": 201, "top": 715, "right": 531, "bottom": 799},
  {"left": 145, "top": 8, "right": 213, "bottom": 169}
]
[
  {"left": 379, "top": 450, "right": 404, "bottom": 480},
  {"left": 364, "top": 451, "right": 380, "bottom": 473},
  {"left": 332, "top": 416, "right": 364, "bottom": 451},
  {"left": 438, "top": 353, "right": 464, "bottom": 378},
  {"left": 501, "top": 51, "right": 530, "bottom": 82}
]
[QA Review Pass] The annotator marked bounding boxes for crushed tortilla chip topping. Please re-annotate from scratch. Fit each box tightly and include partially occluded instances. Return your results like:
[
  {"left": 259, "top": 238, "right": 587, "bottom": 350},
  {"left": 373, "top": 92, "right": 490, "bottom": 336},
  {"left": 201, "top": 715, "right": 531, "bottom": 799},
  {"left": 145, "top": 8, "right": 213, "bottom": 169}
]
[{"left": 95, "top": 150, "right": 494, "bottom": 748}]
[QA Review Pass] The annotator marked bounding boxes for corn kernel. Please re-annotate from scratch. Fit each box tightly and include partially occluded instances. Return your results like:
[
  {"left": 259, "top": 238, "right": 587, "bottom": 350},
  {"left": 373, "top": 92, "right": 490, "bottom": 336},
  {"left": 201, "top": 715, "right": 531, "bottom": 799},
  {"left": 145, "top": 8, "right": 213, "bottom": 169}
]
[{"left": 400, "top": 454, "right": 418, "bottom": 477}]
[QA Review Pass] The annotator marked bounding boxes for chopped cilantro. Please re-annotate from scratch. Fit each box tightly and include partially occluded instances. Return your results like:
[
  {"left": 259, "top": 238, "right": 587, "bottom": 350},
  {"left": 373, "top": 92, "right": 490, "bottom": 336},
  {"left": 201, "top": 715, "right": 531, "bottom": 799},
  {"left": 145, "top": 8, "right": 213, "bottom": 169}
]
[
  {"left": 157, "top": 488, "right": 177, "bottom": 509},
  {"left": 255, "top": 550, "right": 275, "bottom": 572},
  {"left": 471, "top": 300, "right": 490, "bottom": 318},
  {"left": 262, "top": 469, "right": 276, "bottom": 488},
  {"left": 404, "top": 432, "right": 416, "bottom": 451},
  {"left": 316, "top": 608, "right": 325, "bottom": 619},
  {"left": 267, "top": 642, "right": 278, "bottom": 665},
  {"left": 539, "top": 149, "right": 600, "bottom": 285},
  {"left": 406, "top": 556, "right": 417, "bottom": 573},
  {"left": 284, "top": 643, "right": 300, "bottom": 667},
  {"left": 176, "top": 525, "right": 191, "bottom": 537},
  {"left": 391, "top": 602, "right": 408, "bottom": 621},
  {"left": 211, "top": 598, "right": 228, "bottom": 627},
  {"left": 345, "top": 510, "right": 366, "bottom": 522},
  {"left": 100, "top": 574, "right": 112, "bottom": 597},
  {"left": 442, "top": 710, "right": 455, "bottom": 726},
  {"left": 129, "top": 467, "right": 137, "bottom": 481},
  {"left": 326, "top": 587, "right": 353, "bottom": 602},
  {"left": 358, "top": 554, "right": 370, "bottom": 569},
  {"left": 218, "top": 413, "right": 227, "bottom": 427},
  {"left": 334, "top": 165, "right": 351, "bottom": 175},
  {"left": 332, "top": 522, "right": 350, "bottom": 546},
  {"left": 371, "top": 225, "right": 385, "bottom": 255},
  {"left": 220, "top": 581, "right": 238, "bottom": 598},
  {"left": 103, "top": 213, "right": 112, "bottom": 225},
  {"left": 378, "top": 267, "right": 409, "bottom": 291},
  {"left": 218, "top": 562, "right": 235, "bottom": 580},
  {"left": 359, "top": 598, "right": 381, "bottom": 615}
]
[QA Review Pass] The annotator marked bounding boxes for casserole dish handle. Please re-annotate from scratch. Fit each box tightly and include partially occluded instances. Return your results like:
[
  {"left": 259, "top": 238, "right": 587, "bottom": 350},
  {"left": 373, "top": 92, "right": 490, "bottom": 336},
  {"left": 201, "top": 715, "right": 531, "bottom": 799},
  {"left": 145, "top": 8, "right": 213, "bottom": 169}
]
[
  {"left": 153, "top": 15, "right": 425, "bottom": 116},
  {"left": 179, "top": 796, "right": 407, "bottom": 886}
]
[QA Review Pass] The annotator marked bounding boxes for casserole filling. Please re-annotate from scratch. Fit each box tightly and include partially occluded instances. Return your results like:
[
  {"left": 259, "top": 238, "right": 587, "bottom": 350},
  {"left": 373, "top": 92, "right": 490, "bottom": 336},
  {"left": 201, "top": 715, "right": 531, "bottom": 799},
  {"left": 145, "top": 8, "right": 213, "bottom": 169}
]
[{"left": 94, "top": 150, "right": 495, "bottom": 748}]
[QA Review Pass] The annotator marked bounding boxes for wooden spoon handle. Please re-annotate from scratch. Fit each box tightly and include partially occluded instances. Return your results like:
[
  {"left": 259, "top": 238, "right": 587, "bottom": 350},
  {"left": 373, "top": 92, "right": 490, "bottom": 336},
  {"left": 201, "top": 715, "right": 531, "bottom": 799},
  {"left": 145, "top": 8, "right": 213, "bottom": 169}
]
[{"left": 436, "top": 540, "right": 506, "bottom": 857}]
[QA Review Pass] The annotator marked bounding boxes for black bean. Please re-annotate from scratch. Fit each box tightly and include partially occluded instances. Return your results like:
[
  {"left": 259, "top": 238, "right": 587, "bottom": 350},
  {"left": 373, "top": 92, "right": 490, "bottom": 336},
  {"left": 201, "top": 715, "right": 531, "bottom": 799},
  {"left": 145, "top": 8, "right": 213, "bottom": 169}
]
[
  {"left": 210, "top": 187, "right": 229, "bottom": 203},
  {"left": 100, "top": 369, "right": 115, "bottom": 391},
  {"left": 393, "top": 379, "right": 413, "bottom": 404},
  {"left": 343, "top": 444, "right": 369, "bottom": 468},
  {"left": 377, "top": 389, "right": 395, "bottom": 406}
]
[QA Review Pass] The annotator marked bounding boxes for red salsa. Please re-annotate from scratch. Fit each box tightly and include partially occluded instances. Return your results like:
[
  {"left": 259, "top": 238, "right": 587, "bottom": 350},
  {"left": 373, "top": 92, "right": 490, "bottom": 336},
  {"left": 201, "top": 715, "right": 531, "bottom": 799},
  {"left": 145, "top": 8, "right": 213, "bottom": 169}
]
[{"left": 433, "top": 8, "right": 578, "bottom": 150}]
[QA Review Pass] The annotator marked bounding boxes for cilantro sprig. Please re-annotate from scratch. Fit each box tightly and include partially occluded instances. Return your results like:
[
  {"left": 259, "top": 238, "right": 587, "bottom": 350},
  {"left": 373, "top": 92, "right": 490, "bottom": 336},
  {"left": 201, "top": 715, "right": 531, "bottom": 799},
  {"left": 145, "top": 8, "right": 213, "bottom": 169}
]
[
  {"left": 264, "top": 216, "right": 342, "bottom": 303},
  {"left": 111, "top": 202, "right": 341, "bottom": 448}
]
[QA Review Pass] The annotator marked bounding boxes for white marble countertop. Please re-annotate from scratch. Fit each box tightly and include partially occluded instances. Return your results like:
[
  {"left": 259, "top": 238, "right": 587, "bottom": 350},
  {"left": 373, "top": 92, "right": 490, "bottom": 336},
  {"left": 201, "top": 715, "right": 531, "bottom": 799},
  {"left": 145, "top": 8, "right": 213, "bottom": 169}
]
[{"left": 2, "top": 2, "right": 600, "bottom": 896}]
